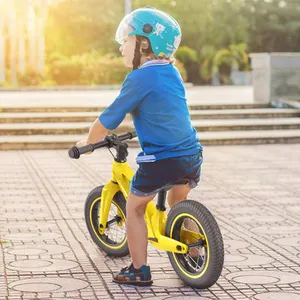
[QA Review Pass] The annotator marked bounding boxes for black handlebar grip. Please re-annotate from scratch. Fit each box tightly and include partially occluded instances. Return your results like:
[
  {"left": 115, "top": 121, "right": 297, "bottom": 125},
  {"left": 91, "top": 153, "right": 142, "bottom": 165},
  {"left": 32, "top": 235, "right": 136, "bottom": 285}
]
[
  {"left": 68, "top": 144, "right": 94, "bottom": 159},
  {"left": 68, "top": 146, "right": 80, "bottom": 159},
  {"left": 130, "top": 131, "right": 137, "bottom": 139},
  {"left": 68, "top": 131, "right": 136, "bottom": 159}
]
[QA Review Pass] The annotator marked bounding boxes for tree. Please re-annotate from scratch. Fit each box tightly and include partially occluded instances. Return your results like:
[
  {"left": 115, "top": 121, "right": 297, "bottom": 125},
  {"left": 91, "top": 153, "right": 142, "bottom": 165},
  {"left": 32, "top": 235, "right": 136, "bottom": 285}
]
[
  {"left": 241, "top": 0, "right": 300, "bottom": 52},
  {"left": 45, "top": 0, "right": 123, "bottom": 57},
  {"left": 44, "top": 0, "right": 300, "bottom": 85}
]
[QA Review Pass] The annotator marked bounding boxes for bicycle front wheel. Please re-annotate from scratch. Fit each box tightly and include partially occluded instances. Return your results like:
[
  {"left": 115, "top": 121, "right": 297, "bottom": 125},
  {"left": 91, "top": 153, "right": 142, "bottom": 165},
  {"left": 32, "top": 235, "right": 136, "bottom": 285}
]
[
  {"left": 165, "top": 200, "right": 224, "bottom": 289},
  {"left": 84, "top": 186, "right": 129, "bottom": 257}
]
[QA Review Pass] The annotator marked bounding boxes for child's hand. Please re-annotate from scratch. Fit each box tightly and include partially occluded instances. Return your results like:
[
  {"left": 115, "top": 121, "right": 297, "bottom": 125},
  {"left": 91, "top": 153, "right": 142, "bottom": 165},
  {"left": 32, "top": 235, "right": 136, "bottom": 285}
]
[
  {"left": 76, "top": 139, "right": 93, "bottom": 155},
  {"left": 76, "top": 140, "right": 87, "bottom": 147}
]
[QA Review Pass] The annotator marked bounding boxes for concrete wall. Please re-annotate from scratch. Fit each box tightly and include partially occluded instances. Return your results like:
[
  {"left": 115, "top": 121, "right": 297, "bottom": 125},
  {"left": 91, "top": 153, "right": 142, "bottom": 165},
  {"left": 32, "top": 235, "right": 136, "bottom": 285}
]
[{"left": 250, "top": 53, "right": 300, "bottom": 104}]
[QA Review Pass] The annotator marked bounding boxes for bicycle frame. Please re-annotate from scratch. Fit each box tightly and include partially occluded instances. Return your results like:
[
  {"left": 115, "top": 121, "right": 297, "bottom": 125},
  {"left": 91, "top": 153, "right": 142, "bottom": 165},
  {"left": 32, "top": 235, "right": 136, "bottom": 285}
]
[{"left": 99, "top": 160, "right": 200, "bottom": 254}]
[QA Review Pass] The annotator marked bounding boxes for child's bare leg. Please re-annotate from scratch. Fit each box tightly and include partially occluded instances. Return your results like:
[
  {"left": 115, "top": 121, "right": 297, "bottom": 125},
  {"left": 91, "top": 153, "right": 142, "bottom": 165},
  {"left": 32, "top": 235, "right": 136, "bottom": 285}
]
[
  {"left": 167, "top": 183, "right": 190, "bottom": 207},
  {"left": 168, "top": 184, "right": 204, "bottom": 257},
  {"left": 126, "top": 192, "right": 155, "bottom": 269}
]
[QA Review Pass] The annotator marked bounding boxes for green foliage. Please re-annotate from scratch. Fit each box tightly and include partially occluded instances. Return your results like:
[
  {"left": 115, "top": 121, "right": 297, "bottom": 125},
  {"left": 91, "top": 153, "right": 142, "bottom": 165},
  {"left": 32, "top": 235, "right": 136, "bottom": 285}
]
[
  {"left": 0, "top": 81, "right": 12, "bottom": 87},
  {"left": 49, "top": 57, "right": 84, "bottom": 85},
  {"left": 47, "top": 52, "right": 67, "bottom": 64},
  {"left": 40, "top": 80, "right": 59, "bottom": 87},
  {"left": 82, "top": 55, "right": 130, "bottom": 85},
  {"left": 240, "top": 0, "right": 300, "bottom": 52},
  {"left": 213, "top": 49, "right": 234, "bottom": 84},
  {"left": 175, "top": 46, "right": 198, "bottom": 83},
  {"left": 17, "top": 68, "right": 44, "bottom": 86},
  {"left": 213, "top": 43, "right": 250, "bottom": 71},
  {"left": 210, "top": 43, "right": 250, "bottom": 84},
  {"left": 199, "top": 46, "right": 217, "bottom": 82},
  {"left": 45, "top": 0, "right": 123, "bottom": 57},
  {"left": 174, "top": 60, "right": 187, "bottom": 82},
  {"left": 46, "top": 52, "right": 188, "bottom": 86},
  {"left": 47, "top": 52, "right": 129, "bottom": 85},
  {"left": 39, "top": 0, "right": 300, "bottom": 85},
  {"left": 175, "top": 46, "right": 198, "bottom": 66},
  {"left": 229, "top": 43, "right": 250, "bottom": 71}
]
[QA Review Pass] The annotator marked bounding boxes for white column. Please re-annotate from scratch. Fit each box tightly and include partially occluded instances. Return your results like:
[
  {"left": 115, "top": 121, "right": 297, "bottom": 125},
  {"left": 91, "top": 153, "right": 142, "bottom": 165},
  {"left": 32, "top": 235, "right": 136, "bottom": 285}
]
[
  {"left": 0, "top": 20, "right": 5, "bottom": 82},
  {"left": 36, "top": 0, "right": 48, "bottom": 72},
  {"left": 250, "top": 53, "right": 300, "bottom": 104},
  {"left": 37, "top": 19, "right": 45, "bottom": 72},
  {"left": 0, "top": 0, "right": 14, "bottom": 83},
  {"left": 15, "top": 0, "right": 30, "bottom": 74},
  {"left": 18, "top": 21, "right": 26, "bottom": 74},
  {"left": 28, "top": 1, "right": 36, "bottom": 70},
  {"left": 125, "top": 0, "right": 132, "bottom": 15},
  {"left": 9, "top": 12, "right": 17, "bottom": 84}
]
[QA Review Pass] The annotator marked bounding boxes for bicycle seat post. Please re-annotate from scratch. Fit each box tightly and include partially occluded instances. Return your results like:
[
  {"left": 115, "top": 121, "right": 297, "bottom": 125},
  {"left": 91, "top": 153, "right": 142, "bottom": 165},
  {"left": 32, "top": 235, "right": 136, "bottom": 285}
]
[{"left": 156, "top": 189, "right": 167, "bottom": 211}]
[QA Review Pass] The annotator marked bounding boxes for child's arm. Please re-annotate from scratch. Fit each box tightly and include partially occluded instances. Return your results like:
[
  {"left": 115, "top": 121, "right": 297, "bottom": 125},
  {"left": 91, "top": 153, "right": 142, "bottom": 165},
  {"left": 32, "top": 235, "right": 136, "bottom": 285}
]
[
  {"left": 76, "top": 72, "right": 147, "bottom": 149},
  {"left": 87, "top": 118, "right": 108, "bottom": 144},
  {"left": 76, "top": 118, "right": 108, "bottom": 149}
]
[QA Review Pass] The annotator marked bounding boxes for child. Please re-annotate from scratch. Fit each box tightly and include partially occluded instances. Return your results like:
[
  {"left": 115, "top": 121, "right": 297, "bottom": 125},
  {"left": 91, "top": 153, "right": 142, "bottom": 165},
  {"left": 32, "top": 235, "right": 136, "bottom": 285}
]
[{"left": 77, "top": 7, "right": 203, "bottom": 286}]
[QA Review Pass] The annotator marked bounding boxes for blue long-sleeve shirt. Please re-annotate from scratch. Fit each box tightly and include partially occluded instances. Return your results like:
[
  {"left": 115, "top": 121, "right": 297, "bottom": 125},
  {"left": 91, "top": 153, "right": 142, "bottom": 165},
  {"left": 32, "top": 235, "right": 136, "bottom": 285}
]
[{"left": 99, "top": 61, "right": 202, "bottom": 161}]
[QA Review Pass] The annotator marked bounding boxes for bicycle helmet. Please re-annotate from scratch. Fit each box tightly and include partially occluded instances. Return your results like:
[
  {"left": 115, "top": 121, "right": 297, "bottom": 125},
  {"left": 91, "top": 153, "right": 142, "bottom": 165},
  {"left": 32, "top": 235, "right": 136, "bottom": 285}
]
[{"left": 116, "top": 7, "right": 182, "bottom": 59}]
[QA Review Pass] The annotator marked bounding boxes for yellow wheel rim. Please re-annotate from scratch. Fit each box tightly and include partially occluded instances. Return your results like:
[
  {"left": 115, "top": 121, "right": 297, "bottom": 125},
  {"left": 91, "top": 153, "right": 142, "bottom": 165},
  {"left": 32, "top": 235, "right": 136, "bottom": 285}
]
[
  {"left": 170, "top": 212, "right": 210, "bottom": 279},
  {"left": 89, "top": 197, "right": 127, "bottom": 250}
]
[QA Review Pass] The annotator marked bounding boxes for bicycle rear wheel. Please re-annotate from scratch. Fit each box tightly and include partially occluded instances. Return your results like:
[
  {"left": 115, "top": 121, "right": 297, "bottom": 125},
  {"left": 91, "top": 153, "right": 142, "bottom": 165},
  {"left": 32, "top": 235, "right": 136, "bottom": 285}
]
[{"left": 165, "top": 200, "right": 224, "bottom": 289}]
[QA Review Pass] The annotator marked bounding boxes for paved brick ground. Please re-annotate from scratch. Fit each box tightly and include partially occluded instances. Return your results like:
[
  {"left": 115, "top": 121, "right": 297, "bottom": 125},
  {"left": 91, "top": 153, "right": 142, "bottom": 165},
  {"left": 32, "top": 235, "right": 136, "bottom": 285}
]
[{"left": 1, "top": 144, "right": 300, "bottom": 300}]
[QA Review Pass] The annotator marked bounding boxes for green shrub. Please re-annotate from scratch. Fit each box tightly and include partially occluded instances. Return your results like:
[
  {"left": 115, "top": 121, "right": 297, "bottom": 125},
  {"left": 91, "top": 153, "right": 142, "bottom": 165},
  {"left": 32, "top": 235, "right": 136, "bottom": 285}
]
[
  {"left": 40, "top": 80, "right": 58, "bottom": 86},
  {"left": 213, "top": 49, "right": 234, "bottom": 84},
  {"left": 0, "top": 81, "right": 11, "bottom": 87},
  {"left": 18, "top": 68, "right": 44, "bottom": 86},
  {"left": 229, "top": 43, "right": 250, "bottom": 71},
  {"left": 43, "top": 51, "right": 188, "bottom": 85},
  {"left": 82, "top": 55, "right": 129, "bottom": 85},
  {"left": 175, "top": 46, "right": 199, "bottom": 83},
  {"left": 212, "top": 43, "right": 250, "bottom": 84},
  {"left": 175, "top": 46, "right": 198, "bottom": 65},
  {"left": 174, "top": 60, "right": 187, "bottom": 82},
  {"left": 49, "top": 57, "right": 84, "bottom": 85},
  {"left": 47, "top": 52, "right": 67, "bottom": 64},
  {"left": 199, "top": 46, "right": 217, "bottom": 83}
]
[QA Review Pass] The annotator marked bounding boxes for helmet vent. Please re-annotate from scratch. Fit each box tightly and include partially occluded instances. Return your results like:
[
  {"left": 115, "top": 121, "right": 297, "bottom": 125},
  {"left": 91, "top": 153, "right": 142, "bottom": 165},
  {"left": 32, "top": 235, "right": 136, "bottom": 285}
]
[{"left": 143, "top": 24, "right": 153, "bottom": 34}]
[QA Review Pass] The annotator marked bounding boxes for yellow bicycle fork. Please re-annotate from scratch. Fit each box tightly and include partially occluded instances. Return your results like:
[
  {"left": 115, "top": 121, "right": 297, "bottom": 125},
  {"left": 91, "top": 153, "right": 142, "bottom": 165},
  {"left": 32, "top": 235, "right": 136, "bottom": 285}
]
[{"left": 98, "top": 160, "right": 203, "bottom": 254}]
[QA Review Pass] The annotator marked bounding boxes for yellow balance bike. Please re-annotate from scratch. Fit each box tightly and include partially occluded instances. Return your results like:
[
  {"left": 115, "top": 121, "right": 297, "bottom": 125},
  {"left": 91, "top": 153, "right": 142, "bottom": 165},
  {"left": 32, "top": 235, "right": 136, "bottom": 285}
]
[{"left": 68, "top": 131, "right": 224, "bottom": 289}]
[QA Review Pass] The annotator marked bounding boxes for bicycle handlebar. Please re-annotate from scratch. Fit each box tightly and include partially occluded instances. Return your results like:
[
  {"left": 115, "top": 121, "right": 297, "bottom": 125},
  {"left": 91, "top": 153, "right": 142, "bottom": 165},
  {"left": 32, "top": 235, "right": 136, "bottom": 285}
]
[{"left": 68, "top": 131, "right": 137, "bottom": 159}]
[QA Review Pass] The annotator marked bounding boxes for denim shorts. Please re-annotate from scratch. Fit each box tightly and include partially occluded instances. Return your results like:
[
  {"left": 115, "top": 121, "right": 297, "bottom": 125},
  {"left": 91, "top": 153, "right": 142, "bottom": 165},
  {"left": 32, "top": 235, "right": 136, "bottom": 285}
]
[{"left": 130, "top": 151, "right": 203, "bottom": 197}]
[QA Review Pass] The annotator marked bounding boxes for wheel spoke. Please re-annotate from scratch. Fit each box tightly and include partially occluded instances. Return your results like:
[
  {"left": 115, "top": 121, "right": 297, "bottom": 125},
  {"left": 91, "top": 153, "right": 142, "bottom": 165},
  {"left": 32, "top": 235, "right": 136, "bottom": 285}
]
[
  {"left": 93, "top": 200, "right": 126, "bottom": 246},
  {"left": 174, "top": 216, "right": 207, "bottom": 274}
]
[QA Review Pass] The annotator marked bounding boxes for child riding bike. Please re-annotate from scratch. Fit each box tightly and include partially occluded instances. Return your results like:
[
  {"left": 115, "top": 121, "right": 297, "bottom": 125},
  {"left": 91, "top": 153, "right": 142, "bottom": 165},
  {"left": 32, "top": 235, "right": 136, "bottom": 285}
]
[{"left": 76, "top": 6, "right": 203, "bottom": 286}]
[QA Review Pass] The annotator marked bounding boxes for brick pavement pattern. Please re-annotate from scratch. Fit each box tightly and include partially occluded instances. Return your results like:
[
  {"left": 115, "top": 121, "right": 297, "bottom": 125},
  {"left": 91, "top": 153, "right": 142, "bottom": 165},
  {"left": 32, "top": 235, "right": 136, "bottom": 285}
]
[{"left": 1, "top": 145, "right": 300, "bottom": 300}]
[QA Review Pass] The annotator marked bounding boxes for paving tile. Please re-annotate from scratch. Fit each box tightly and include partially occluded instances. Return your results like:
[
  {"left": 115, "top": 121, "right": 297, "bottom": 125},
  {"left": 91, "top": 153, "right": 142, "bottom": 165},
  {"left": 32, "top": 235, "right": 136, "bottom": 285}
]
[{"left": 1, "top": 145, "right": 300, "bottom": 299}]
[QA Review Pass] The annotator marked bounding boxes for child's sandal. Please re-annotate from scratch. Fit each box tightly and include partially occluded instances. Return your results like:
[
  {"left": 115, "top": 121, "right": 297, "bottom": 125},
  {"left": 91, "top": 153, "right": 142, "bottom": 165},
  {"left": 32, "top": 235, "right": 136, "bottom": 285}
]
[{"left": 113, "top": 263, "right": 153, "bottom": 286}]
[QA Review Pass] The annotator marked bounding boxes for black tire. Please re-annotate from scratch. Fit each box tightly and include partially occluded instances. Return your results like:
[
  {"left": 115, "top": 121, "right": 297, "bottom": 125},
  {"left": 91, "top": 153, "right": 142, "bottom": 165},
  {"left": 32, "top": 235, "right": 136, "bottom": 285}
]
[
  {"left": 84, "top": 185, "right": 129, "bottom": 257},
  {"left": 165, "top": 200, "right": 224, "bottom": 289}
]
